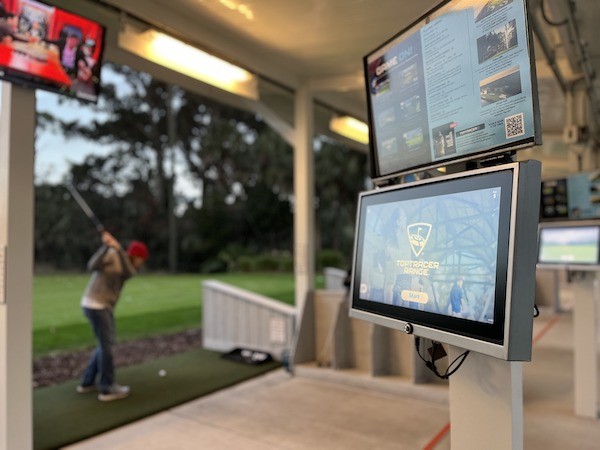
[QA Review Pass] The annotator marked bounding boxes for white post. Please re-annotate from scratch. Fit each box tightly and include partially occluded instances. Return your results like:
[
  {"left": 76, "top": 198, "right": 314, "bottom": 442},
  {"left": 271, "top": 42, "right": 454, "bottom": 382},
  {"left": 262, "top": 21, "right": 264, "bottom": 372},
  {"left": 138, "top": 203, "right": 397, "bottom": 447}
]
[
  {"left": 0, "top": 82, "right": 35, "bottom": 450},
  {"left": 571, "top": 272, "right": 599, "bottom": 419},
  {"left": 293, "top": 84, "right": 315, "bottom": 314},
  {"left": 448, "top": 346, "right": 524, "bottom": 450}
]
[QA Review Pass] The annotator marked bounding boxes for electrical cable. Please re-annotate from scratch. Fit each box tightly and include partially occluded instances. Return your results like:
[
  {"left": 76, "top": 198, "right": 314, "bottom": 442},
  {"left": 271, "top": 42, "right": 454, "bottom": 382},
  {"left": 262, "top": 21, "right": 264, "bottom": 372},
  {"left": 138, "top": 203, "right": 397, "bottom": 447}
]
[
  {"left": 534, "top": 304, "right": 540, "bottom": 317},
  {"left": 415, "top": 337, "right": 470, "bottom": 380},
  {"left": 540, "top": 0, "right": 568, "bottom": 27}
]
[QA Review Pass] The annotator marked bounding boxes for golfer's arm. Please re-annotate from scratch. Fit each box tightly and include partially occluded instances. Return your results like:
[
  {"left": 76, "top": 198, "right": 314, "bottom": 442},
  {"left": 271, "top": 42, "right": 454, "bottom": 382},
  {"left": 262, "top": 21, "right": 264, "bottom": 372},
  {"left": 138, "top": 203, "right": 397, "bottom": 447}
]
[
  {"left": 118, "top": 247, "right": 137, "bottom": 277},
  {"left": 87, "top": 245, "right": 109, "bottom": 271}
]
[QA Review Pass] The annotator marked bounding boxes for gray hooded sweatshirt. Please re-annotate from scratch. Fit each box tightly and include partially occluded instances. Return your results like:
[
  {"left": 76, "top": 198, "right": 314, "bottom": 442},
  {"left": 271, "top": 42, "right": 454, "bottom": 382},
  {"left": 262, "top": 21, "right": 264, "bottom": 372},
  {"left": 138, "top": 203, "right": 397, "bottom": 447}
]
[{"left": 80, "top": 245, "right": 137, "bottom": 311}]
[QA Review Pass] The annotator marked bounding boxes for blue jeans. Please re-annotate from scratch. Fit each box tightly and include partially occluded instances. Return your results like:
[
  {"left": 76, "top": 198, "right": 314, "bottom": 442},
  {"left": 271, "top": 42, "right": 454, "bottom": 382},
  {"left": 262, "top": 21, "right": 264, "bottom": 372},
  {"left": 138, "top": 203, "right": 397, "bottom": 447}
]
[{"left": 81, "top": 308, "right": 115, "bottom": 393}]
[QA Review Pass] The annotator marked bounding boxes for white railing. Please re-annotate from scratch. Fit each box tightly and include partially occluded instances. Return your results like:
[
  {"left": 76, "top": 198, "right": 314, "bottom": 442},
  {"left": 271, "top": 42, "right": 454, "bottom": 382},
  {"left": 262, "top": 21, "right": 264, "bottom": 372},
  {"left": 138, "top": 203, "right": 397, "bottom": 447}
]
[{"left": 202, "top": 280, "right": 296, "bottom": 360}]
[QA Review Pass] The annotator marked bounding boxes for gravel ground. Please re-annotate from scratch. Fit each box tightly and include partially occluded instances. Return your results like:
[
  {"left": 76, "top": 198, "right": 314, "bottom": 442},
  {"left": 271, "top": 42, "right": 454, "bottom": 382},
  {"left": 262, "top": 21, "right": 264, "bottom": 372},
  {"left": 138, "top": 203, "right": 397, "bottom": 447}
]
[{"left": 33, "top": 328, "right": 203, "bottom": 388}]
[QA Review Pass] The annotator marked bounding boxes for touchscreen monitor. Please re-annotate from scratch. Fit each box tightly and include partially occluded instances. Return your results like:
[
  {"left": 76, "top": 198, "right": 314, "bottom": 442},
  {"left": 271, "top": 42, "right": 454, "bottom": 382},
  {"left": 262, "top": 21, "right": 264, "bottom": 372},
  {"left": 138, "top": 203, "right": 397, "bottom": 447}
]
[{"left": 350, "top": 160, "right": 541, "bottom": 360}]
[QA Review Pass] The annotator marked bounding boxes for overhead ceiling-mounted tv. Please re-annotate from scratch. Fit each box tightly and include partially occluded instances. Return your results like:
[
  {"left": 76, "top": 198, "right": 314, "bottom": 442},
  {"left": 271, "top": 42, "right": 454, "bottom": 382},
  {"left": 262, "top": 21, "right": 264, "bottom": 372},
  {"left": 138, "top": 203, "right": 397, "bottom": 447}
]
[
  {"left": 0, "top": 0, "right": 105, "bottom": 102},
  {"left": 365, "top": 0, "right": 541, "bottom": 181},
  {"left": 350, "top": 160, "right": 541, "bottom": 360}
]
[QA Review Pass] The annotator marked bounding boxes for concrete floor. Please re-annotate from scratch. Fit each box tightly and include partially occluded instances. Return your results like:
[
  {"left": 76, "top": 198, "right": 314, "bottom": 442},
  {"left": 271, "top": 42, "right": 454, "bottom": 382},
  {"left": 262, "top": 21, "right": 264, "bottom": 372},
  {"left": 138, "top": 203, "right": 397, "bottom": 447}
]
[{"left": 65, "top": 311, "right": 600, "bottom": 450}]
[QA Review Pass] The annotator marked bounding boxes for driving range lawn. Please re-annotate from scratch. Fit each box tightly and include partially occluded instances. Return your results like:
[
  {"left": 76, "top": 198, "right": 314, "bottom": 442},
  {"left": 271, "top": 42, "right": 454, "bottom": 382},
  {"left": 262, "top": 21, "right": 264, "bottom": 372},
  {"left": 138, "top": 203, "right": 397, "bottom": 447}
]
[{"left": 33, "top": 272, "right": 319, "bottom": 357}]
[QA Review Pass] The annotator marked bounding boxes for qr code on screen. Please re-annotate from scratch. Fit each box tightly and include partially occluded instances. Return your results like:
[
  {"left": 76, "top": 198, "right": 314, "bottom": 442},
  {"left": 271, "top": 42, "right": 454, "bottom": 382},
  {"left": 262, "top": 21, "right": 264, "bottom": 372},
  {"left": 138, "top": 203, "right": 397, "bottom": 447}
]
[{"left": 505, "top": 113, "right": 525, "bottom": 139}]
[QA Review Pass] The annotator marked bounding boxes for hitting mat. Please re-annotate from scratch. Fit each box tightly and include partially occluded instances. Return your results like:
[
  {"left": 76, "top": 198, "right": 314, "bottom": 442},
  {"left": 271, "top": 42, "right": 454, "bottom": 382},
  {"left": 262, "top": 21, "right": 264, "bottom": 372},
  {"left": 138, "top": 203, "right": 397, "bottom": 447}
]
[{"left": 34, "top": 348, "right": 280, "bottom": 450}]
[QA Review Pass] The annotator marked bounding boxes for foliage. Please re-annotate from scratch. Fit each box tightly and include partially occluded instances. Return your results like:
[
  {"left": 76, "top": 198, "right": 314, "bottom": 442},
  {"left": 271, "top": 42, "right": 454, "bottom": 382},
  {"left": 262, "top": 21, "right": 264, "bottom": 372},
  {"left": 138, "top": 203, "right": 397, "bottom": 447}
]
[
  {"left": 35, "top": 62, "right": 367, "bottom": 273},
  {"left": 316, "top": 249, "right": 347, "bottom": 271},
  {"left": 35, "top": 184, "right": 98, "bottom": 269},
  {"left": 315, "top": 138, "right": 369, "bottom": 258},
  {"left": 235, "top": 251, "right": 293, "bottom": 272}
]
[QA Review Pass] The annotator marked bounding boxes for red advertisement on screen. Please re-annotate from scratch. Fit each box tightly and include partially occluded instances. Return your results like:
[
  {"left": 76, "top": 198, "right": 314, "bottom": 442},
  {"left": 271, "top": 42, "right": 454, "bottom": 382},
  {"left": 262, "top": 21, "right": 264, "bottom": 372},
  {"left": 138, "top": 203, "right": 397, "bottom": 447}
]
[{"left": 0, "top": 0, "right": 105, "bottom": 102}]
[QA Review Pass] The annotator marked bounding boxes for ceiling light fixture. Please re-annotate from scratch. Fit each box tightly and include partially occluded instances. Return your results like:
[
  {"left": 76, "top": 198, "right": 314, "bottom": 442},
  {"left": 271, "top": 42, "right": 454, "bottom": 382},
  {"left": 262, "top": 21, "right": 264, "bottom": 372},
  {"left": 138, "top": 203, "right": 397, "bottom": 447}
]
[
  {"left": 119, "top": 23, "right": 258, "bottom": 99},
  {"left": 329, "top": 115, "right": 369, "bottom": 145},
  {"left": 218, "top": 0, "right": 254, "bottom": 20}
]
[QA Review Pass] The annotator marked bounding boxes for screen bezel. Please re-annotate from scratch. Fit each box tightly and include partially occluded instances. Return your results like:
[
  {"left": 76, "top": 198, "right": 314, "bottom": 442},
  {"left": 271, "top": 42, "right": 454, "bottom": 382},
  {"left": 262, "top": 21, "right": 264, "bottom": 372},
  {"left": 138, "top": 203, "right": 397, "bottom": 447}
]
[
  {"left": 537, "top": 222, "right": 600, "bottom": 268},
  {"left": 0, "top": 0, "right": 106, "bottom": 103},
  {"left": 351, "top": 167, "right": 515, "bottom": 345},
  {"left": 364, "top": 0, "right": 541, "bottom": 182}
]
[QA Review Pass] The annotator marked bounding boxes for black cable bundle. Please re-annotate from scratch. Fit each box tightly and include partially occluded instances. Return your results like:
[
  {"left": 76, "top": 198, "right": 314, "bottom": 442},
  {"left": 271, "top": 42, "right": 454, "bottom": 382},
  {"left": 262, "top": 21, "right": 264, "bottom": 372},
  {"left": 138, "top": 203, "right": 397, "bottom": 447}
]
[{"left": 415, "top": 337, "right": 470, "bottom": 380}]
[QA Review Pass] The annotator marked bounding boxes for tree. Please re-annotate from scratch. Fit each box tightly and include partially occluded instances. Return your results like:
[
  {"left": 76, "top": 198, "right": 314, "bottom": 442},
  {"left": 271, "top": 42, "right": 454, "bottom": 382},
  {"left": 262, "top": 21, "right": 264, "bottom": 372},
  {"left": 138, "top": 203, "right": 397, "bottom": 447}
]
[
  {"left": 47, "top": 63, "right": 180, "bottom": 269},
  {"left": 35, "top": 61, "right": 365, "bottom": 273},
  {"left": 35, "top": 183, "right": 98, "bottom": 270},
  {"left": 37, "top": 62, "right": 296, "bottom": 271},
  {"left": 315, "top": 137, "right": 369, "bottom": 259}
]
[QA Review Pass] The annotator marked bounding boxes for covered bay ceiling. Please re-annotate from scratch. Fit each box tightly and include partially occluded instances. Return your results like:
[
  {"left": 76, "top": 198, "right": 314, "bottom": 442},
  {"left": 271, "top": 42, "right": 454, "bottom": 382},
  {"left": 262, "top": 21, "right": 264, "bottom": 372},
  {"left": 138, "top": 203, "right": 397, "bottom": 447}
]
[
  {"left": 49, "top": 0, "right": 600, "bottom": 143},
  {"left": 99, "top": 0, "right": 440, "bottom": 121}
]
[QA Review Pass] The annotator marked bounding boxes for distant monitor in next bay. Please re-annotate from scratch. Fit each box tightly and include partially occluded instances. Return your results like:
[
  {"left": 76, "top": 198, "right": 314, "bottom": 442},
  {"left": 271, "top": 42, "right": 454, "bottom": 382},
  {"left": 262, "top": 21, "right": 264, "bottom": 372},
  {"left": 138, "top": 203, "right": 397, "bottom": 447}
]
[
  {"left": 538, "top": 223, "right": 600, "bottom": 269},
  {"left": 365, "top": 0, "right": 541, "bottom": 180}
]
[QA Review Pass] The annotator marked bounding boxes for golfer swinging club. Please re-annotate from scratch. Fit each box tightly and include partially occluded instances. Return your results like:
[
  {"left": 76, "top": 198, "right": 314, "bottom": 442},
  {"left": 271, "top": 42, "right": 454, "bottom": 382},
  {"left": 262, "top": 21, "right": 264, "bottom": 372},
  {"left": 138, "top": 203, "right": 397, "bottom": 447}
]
[{"left": 77, "top": 230, "right": 149, "bottom": 401}]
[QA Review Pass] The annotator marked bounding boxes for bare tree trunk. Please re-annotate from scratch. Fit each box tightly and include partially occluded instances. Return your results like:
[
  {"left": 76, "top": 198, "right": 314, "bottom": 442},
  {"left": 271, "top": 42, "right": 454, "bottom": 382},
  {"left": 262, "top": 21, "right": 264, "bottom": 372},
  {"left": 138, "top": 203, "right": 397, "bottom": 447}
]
[{"left": 167, "top": 85, "right": 178, "bottom": 273}]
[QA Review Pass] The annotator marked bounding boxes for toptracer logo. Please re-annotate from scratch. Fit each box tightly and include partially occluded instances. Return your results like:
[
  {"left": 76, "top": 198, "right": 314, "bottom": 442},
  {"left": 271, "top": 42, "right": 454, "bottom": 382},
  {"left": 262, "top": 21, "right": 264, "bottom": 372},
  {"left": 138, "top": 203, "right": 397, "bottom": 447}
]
[{"left": 407, "top": 222, "right": 432, "bottom": 257}]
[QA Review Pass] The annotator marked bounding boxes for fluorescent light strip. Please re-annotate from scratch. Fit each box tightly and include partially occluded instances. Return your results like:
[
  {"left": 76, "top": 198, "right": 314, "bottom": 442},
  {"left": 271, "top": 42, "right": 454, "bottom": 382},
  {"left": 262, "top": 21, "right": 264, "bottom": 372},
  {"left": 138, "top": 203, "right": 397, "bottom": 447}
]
[
  {"left": 119, "top": 23, "right": 258, "bottom": 99},
  {"left": 329, "top": 116, "right": 369, "bottom": 144}
]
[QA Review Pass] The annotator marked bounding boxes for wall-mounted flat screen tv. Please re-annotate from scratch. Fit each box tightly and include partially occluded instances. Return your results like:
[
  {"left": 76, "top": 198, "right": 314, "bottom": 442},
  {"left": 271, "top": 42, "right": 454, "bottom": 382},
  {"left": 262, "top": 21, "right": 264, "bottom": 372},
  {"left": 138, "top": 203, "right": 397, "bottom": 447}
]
[
  {"left": 540, "top": 177, "right": 568, "bottom": 220},
  {"left": 538, "top": 223, "right": 600, "bottom": 269},
  {"left": 0, "top": 0, "right": 105, "bottom": 102},
  {"left": 540, "top": 171, "right": 600, "bottom": 221},
  {"left": 350, "top": 160, "right": 541, "bottom": 360},
  {"left": 365, "top": 0, "right": 541, "bottom": 181}
]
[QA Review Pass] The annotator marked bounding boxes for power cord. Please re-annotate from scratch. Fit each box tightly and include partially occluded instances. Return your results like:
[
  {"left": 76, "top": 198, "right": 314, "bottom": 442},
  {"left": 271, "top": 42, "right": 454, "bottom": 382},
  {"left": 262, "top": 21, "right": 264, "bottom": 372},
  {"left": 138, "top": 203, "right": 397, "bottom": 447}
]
[
  {"left": 541, "top": 0, "right": 568, "bottom": 27},
  {"left": 415, "top": 337, "right": 470, "bottom": 379},
  {"left": 414, "top": 303, "right": 541, "bottom": 378}
]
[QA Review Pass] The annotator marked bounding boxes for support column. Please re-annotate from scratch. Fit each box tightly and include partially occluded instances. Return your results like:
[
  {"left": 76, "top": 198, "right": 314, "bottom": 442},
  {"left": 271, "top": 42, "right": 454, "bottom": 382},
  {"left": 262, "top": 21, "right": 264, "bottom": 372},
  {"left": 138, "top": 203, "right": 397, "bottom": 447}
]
[
  {"left": 0, "top": 82, "right": 35, "bottom": 450},
  {"left": 293, "top": 84, "right": 315, "bottom": 314},
  {"left": 448, "top": 346, "right": 524, "bottom": 450},
  {"left": 571, "top": 272, "right": 599, "bottom": 419}
]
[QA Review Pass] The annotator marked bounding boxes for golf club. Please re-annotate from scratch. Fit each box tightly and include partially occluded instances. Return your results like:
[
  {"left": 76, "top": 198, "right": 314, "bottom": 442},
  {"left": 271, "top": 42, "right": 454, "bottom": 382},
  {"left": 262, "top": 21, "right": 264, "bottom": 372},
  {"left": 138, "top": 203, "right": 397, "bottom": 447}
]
[{"left": 66, "top": 183, "right": 105, "bottom": 233}]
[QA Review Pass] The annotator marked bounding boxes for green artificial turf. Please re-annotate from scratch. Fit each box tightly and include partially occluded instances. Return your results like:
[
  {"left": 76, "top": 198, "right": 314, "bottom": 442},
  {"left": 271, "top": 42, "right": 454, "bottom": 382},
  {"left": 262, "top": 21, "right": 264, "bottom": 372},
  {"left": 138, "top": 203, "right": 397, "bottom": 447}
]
[
  {"left": 34, "top": 348, "right": 281, "bottom": 450},
  {"left": 33, "top": 272, "right": 320, "bottom": 356}
]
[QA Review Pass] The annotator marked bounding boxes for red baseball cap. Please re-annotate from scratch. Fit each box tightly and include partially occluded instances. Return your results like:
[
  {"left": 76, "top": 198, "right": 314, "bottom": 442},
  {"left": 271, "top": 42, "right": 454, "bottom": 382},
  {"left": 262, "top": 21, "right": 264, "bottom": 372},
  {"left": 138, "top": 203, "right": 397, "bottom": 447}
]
[{"left": 127, "top": 241, "right": 149, "bottom": 260}]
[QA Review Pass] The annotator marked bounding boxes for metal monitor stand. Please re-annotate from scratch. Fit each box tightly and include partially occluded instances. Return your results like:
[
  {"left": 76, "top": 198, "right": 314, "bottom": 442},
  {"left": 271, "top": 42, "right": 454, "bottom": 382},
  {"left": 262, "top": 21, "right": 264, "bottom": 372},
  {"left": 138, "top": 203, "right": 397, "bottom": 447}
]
[{"left": 448, "top": 346, "right": 524, "bottom": 450}]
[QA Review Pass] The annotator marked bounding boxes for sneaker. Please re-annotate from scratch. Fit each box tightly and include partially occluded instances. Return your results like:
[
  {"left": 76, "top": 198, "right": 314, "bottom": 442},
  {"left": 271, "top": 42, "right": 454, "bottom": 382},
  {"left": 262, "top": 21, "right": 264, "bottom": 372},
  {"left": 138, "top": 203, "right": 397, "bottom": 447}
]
[
  {"left": 76, "top": 384, "right": 97, "bottom": 394},
  {"left": 98, "top": 384, "right": 130, "bottom": 402}
]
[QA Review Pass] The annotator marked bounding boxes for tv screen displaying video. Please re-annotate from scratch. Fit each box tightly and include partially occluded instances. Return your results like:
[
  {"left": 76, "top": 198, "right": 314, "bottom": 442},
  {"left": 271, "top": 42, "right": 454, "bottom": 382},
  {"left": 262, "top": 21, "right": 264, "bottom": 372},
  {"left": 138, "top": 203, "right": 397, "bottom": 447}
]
[
  {"left": 538, "top": 225, "right": 600, "bottom": 266},
  {"left": 365, "top": 0, "right": 540, "bottom": 180},
  {"left": 350, "top": 160, "right": 542, "bottom": 360},
  {"left": 0, "top": 0, "right": 105, "bottom": 102}
]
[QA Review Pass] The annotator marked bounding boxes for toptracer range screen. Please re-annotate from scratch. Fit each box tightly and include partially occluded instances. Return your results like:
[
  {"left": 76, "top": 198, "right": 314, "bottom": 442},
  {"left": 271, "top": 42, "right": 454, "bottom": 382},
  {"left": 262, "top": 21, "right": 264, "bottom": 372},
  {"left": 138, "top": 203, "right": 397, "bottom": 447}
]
[
  {"left": 357, "top": 182, "right": 505, "bottom": 325},
  {"left": 366, "top": 0, "right": 536, "bottom": 177}
]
